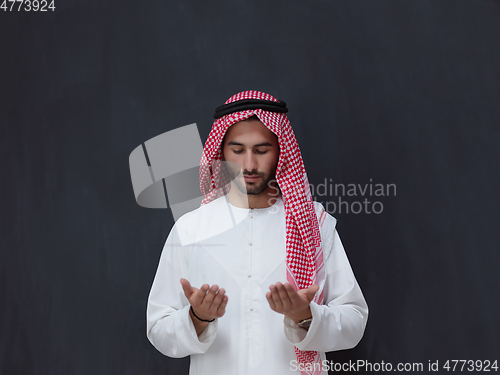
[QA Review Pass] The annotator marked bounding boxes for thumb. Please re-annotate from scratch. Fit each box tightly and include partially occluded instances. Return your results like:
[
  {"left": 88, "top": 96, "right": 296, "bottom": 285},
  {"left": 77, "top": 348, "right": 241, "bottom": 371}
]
[
  {"left": 180, "top": 278, "right": 193, "bottom": 297},
  {"left": 304, "top": 284, "right": 319, "bottom": 302}
]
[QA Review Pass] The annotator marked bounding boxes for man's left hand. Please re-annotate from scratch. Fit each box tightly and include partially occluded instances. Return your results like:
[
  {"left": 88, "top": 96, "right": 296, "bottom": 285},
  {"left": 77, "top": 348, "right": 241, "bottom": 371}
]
[{"left": 266, "top": 282, "right": 319, "bottom": 323}]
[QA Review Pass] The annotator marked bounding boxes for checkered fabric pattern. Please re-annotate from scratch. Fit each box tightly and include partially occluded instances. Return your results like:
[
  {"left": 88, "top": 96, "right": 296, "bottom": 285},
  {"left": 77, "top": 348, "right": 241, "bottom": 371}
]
[{"left": 199, "top": 90, "right": 326, "bottom": 375}]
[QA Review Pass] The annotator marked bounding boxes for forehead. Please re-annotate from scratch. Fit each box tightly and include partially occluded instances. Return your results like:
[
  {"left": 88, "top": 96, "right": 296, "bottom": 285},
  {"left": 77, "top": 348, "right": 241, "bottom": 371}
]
[{"left": 223, "top": 119, "right": 278, "bottom": 146}]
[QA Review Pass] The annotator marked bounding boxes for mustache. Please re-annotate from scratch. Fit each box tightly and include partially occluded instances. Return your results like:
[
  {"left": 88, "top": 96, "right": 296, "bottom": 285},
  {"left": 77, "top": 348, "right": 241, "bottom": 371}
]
[{"left": 243, "top": 170, "right": 264, "bottom": 177}]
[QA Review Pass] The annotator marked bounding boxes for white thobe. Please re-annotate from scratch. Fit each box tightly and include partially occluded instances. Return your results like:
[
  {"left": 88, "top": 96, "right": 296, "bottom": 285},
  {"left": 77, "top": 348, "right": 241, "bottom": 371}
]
[{"left": 147, "top": 195, "right": 368, "bottom": 375}]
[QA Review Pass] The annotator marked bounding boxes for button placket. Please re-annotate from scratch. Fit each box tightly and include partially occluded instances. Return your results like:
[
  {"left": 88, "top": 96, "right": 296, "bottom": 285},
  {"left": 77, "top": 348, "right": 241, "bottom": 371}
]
[{"left": 248, "top": 208, "right": 254, "bottom": 313}]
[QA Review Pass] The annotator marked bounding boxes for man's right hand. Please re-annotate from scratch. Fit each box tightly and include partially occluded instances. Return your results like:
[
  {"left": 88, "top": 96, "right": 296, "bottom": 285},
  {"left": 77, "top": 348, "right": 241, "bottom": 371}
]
[{"left": 180, "top": 278, "right": 228, "bottom": 322}]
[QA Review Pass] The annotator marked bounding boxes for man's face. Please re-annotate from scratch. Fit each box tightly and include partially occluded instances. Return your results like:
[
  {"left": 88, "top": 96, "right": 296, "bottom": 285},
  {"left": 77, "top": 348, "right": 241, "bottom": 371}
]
[{"left": 222, "top": 118, "right": 280, "bottom": 196}]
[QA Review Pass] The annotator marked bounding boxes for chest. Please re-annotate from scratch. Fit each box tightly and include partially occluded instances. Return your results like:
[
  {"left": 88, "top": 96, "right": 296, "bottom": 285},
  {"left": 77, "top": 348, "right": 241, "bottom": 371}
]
[{"left": 183, "top": 210, "right": 287, "bottom": 288}]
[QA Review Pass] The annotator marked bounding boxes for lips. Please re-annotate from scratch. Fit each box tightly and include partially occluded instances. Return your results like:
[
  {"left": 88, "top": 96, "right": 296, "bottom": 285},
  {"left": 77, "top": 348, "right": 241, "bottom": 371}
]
[{"left": 243, "top": 175, "right": 261, "bottom": 182}]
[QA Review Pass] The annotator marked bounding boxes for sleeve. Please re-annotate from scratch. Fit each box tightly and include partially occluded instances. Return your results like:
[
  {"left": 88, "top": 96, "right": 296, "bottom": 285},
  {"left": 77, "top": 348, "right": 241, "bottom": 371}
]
[
  {"left": 146, "top": 225, "right": 218, "bottom": 358},
  {"left": 283, "top": 218, "right": 369, "bottom": 352}
]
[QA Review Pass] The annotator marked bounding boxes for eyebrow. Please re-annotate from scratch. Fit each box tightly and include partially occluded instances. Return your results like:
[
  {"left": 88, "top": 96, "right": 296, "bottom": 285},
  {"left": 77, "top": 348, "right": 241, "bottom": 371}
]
[{"left": 227, "top": 141, "right": 273, "bottom": 147}]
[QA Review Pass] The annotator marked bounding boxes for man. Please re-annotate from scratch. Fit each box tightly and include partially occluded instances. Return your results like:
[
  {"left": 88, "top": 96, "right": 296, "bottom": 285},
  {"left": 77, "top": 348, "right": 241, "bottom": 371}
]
[{"left": 146, "top": 90, "right": 368, "bottom": 375}]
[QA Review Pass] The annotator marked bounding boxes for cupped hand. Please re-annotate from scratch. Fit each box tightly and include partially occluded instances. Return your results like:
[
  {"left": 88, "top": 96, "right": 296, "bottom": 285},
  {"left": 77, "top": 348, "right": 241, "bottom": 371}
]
[
  {"left": 180, "top": 278, "right": 228, "bottom": 321},
  {"left": 266, "top": 282, "right": 318, "bottom": 322}
]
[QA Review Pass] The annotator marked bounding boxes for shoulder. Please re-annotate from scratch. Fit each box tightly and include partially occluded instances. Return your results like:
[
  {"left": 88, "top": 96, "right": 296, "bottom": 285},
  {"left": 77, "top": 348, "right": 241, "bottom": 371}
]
[
  {"left": 172, "top": 196, "right": 245, "bottom": 245},
  {"left": 174, "top": 196, "right": 223, "bottom": 228}
]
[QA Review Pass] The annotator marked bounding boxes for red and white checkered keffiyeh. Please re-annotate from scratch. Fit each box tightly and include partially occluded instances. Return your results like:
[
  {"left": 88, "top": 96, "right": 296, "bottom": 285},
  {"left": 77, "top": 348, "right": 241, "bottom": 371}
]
[{"left": 199, "top": 90, "right": 325, "bottom": 375}]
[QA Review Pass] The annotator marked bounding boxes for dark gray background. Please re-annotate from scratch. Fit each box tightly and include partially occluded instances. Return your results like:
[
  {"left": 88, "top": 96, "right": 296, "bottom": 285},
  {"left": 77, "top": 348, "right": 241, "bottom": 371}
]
[{"left": 1, "top": 1, "right": 499, "bottom": 374}]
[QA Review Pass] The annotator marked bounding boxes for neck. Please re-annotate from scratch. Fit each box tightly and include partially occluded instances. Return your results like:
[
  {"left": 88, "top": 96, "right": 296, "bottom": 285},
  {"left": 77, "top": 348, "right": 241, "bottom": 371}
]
[{"left": 227, "top": 182, "right": 281, "bottom": 209}]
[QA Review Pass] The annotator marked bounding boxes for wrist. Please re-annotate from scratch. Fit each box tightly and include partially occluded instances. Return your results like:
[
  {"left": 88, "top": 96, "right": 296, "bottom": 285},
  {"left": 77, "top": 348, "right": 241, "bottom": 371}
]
[
  {"left": 288, "top": 307, "right": 312, "bottom": 324},
  {"left": 190, "top": 306, "right": 215, "bottom": 323}
]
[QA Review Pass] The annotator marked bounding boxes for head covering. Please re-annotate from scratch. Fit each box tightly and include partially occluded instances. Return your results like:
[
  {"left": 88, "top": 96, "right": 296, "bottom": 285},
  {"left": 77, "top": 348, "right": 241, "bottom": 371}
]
[{"left": 199, "top": 90, "right": 325, "bottom": 374}]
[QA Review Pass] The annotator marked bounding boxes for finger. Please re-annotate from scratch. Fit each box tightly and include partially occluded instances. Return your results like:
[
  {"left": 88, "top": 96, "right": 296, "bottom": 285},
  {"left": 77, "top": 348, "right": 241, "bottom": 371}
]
[
  {"left": 304, "top": 284, "right": 319, "bottom": 302},
  {"left": 216, "top": 294, "right": 229, "bottom": 317},
  {"left": 276, "top": 282, "right": 292, "bottom": 310},
  {"left": 180, "top": 278, "right": 193, "bottom": 298},
  {"left": 269, "top": 284, "right": 284, "bottom": 311},
  {"left": 190, "top": 284, "right": 210, "bottom": 306},
  {"left": 201, "top": 284, "right": 219, "bottom": 309},
  {"left": 209, "top": 288, "right": 225, "bottom": 312},
  {"left": 284, "top": 283, "right": 301, "bottom": 303},
  {"left": 266, "top": 292, "right": 276, "bottom": 311}
]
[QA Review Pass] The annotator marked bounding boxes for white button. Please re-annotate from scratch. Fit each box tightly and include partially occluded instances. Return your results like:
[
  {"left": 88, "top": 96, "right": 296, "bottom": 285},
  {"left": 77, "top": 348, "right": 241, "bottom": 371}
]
[
  {"left": 247, "top": 274, "right": 251, "bottom": 278},
  {"left": 248, "top": 242, "right": 252, "bottom": 246},
  {"left": 250, "top": 308, "right": 253, "bottom": 311}
]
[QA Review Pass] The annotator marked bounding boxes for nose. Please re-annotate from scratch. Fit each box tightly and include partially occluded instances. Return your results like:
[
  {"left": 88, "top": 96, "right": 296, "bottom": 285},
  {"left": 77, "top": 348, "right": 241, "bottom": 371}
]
[{"left": 242, "top": 151, "right": 258, "bottom": 173}]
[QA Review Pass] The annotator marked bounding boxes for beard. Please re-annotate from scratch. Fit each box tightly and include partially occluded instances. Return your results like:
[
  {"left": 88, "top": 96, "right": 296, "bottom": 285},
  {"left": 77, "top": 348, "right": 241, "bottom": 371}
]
[{"left": 224, "top": 163, "right": 276, "bottom": 196}]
